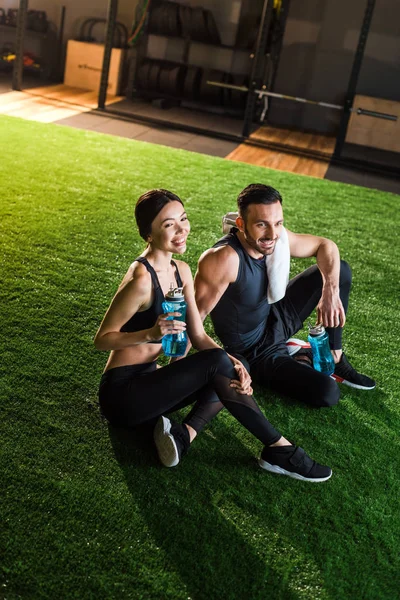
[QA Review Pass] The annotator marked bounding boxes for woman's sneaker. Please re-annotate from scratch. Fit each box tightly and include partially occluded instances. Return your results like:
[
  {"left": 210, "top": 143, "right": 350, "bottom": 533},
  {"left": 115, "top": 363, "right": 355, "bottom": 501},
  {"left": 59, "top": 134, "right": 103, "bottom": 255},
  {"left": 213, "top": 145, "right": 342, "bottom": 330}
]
[
  {"left": 331, "top": 353, "right": 376, "bottom": 390},
  {"left": 154, "top": 416, "right": 190, "bottom": 467},
  {"left": 259, "top": 444, "right": 332, "bottom": 482}
]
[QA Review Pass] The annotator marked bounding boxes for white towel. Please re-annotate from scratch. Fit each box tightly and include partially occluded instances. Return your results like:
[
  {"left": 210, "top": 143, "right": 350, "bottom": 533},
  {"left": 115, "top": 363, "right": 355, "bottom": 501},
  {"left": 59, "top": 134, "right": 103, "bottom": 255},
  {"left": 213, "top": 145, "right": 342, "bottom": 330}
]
[{"left": 222, "top": 212, "right": 290, "bottom": 304}]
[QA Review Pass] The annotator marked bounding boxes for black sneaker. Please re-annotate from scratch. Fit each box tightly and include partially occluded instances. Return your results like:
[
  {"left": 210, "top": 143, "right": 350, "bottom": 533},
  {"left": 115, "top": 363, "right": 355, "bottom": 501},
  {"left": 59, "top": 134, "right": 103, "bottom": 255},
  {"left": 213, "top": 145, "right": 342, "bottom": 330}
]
[
  {"left": 154, "top": 416, "right": 190, "bottom": 467},
  {"left": 331, "top": 353, "right": 376, "bottom": 390},
  {"left": 259, "top": 445, "right": 332, "bottom": 482}
]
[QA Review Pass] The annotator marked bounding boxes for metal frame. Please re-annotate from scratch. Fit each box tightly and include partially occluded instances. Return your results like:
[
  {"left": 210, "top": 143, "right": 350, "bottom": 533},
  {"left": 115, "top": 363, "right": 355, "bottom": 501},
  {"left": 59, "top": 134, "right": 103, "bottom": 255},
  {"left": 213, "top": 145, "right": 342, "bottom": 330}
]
[
  {"left": 333, "top": 0, "right": 376, "bottom": 160},
  {"left": 98, "top": 0, "right": 118, "bottom": 109},
  {"left": 12, "top": 0, "right": 29, "bottom": 90},
  {"left": 242, "top": 0, "right": 275, "bottom": 137},
  {"left": 267, "top": 0, "right": 291, "bottom": 99},
  {"left": 56, "top": 6, "right": 66, "bottom": 82}
]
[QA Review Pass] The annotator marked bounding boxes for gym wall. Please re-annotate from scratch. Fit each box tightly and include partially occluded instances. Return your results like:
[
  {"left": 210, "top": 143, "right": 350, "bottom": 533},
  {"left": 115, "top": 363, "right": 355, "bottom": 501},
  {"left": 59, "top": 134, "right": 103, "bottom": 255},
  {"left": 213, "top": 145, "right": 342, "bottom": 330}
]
[
  {"left": 267, "top": 0, "right": 400, "bottom": 134},
  {"left": 0, "top": 0, "right": 140, "bottom": 44}
]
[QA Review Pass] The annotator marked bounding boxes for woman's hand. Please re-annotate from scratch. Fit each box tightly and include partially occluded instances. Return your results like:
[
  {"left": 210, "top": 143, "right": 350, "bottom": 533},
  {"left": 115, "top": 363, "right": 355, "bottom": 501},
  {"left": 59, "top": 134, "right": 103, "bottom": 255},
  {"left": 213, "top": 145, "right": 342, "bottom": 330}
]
[
  {"left": 149, "top": 312, "right": 187, "bottom": 342},
  {"left": 228, "top": 355, "right": 253, "bottom": 395}
]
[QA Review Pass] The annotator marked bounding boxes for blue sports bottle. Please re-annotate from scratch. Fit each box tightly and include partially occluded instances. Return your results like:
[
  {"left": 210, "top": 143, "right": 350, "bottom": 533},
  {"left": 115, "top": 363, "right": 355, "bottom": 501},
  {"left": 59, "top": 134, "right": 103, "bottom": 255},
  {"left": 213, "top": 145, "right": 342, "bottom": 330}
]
[
  {"left": 161, "top": 286, "right": 187, "bottom": 357},
  {"left": 308, "top": 324, "right": 335, "bottom": 376}
]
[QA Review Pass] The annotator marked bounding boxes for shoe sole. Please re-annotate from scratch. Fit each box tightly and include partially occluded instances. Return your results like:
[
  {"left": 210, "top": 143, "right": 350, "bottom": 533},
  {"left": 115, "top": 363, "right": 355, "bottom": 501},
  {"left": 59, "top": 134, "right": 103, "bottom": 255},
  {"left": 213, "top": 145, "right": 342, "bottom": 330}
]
[
  {"left": 258, "top": 458, "right": 332, "bottom": 482},
  {"left": 154, "top": 416, "right": 179, "bottom": 468},
  {"left": 331, "top": 374, "right": 376, "bottom": 390},
  {"left": 286, "top": 338, "right": 311, "bottom": 356}
]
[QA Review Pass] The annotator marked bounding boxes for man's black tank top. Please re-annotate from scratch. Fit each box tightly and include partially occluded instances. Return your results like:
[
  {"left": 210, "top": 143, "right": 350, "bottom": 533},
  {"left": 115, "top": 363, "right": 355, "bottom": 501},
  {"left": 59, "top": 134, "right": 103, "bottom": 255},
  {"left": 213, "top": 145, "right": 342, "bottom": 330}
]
[
  {"left": 120, "top": 257, "right": 183, "bottom": 342},
  {"left": 210, "top": 231, "right": 270, "bottom": 354}
]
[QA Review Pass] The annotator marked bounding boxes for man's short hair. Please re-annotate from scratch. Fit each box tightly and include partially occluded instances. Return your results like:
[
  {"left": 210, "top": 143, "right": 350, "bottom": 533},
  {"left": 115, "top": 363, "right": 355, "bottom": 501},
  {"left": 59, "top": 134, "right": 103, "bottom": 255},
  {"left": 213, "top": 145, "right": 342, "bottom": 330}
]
[{"left": 237, "top": 184, "right": 282, "bottom": 217}]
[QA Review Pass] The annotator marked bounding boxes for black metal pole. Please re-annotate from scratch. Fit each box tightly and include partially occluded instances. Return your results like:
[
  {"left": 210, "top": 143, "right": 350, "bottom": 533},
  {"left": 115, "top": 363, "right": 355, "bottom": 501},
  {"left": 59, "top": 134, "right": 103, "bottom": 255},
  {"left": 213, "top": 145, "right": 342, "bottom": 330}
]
[
  {"left": 333, "top": 0, "right": 376, "bottom": 159},
  {"left": 242, "top": 0, "right": 275, "bottom": 138},
  {"left": 268, "top": 0, "right": 291, "bottom": 94},
  {"left": 57, "top": 5, "right": 66, "bottom": 82},
  {"left": 12, "top": 0, "right": 29, "bottom": 90},
  {"left": 98, "top": 0, "right": 118, "bottom": 109}
]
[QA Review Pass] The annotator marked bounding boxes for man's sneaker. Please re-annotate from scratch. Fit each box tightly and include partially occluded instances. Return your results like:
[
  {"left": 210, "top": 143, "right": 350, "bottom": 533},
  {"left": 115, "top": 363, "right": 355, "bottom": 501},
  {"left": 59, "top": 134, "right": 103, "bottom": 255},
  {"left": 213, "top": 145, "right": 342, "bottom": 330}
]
[
  {"left": 154, "top": 416, "right": 190, "bottom": 467},
  {"left": 259, "top": 444, "right": 332, "bottom": 482},
  {"left": 286, "top": 338, "right": 311, "bottom": 356},
  {"left": 331, "top": 353, "right": 376, "bottom": 390}
]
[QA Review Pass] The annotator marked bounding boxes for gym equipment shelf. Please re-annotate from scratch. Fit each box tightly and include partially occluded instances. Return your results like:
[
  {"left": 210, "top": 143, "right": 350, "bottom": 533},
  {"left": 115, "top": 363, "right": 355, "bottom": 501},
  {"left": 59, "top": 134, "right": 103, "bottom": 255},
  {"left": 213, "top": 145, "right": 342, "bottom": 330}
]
[
  {"left": 0, "top": 23, "right": 50, "bottom": 39},
  {"left": 147, "top": 31, "right": 253, "bottom": 53},
  {"left": 0, "top": 18, "right": 58, "bottom": 83},
  {"left": 128, "top": 0, "right": 259, "bottom": 114}
]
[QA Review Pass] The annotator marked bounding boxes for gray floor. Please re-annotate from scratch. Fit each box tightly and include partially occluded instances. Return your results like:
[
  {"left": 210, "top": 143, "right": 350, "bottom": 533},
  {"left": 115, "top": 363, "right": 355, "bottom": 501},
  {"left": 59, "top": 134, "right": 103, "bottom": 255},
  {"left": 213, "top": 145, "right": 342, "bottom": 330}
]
[
  {"left": 325, "top": 164, "right": 400, "bottom": 195},
  {"left": 110, "top": 97, "right": 245, "bottom": 136},
  {"left": 54, "top": 111, "right": 240, "bottom": 158}
]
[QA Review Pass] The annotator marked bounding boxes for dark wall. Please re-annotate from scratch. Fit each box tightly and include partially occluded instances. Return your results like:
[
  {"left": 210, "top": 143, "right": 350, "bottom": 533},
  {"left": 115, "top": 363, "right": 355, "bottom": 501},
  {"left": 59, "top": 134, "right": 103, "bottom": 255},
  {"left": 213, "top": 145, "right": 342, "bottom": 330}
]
[
  {"left": 266, "top": 0, "right": 400, "bottom": 134},
  {"left": 356, "top": 0, "right": 400, "bottom": 101}
]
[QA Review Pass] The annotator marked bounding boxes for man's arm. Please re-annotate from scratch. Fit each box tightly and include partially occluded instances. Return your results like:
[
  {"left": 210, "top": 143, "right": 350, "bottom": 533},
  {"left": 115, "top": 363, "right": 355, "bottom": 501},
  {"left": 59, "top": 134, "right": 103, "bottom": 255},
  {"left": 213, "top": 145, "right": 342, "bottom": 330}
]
[
  {"left": 193, "top": 245, "right": 253, "bottom": 391},
  {"left": 194, "top": 245, "right": 239, "bottom": 321},
  {"left": 287, "top": 230, "right": 345, "bottom": 328}
]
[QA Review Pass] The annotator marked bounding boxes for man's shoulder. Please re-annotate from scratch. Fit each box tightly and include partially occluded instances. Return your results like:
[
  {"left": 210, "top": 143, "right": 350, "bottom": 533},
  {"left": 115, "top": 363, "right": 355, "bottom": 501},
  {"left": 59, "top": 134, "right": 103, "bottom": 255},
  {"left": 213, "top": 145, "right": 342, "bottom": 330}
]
[
  {"left": 198, "top": 243, "right": 239, "bottom": 283},
  {"left": 200, "top": 242, "right": 239, "bottom": 263}
]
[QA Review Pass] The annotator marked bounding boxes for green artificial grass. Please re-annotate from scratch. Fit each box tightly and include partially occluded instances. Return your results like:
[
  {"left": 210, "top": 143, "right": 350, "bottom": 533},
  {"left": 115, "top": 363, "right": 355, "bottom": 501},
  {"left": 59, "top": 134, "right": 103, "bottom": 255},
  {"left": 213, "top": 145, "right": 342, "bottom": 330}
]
[{"left": 0, "top": 114, "right": 399, "bottom": 600}]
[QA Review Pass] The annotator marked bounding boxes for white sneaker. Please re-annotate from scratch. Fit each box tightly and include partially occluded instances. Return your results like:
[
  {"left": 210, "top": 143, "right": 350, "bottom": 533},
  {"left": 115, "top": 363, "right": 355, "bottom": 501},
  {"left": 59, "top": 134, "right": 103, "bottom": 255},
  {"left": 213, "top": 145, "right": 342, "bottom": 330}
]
[
  {"left": 154, "top": 416, "right": 180, "bottom": 467},
  {"left": 286, "top": 337, "right": 311, "bottom": 356}
]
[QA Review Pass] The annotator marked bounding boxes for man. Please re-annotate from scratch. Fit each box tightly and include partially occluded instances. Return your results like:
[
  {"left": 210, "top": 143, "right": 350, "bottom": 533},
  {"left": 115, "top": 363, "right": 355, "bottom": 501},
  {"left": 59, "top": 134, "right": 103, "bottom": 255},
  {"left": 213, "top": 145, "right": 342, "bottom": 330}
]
[{"left": 194, "top": 183, "right": 375, "bottom": 408}]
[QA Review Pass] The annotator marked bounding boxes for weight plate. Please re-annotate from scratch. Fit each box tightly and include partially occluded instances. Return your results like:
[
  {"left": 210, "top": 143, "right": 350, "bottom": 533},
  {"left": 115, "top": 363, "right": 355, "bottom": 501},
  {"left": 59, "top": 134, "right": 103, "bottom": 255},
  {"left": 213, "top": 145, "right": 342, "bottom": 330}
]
[
  {"left": 148, "top": 61, "right": 161, "bottom": 92},
  {"left": 190, "top": 7, "right": 208, "bottom": 43},
  {"left": 183, "top": 65, "right": 202, "bottom": 100},
  {"left": 204, "top": 10, "right": 221, "bottom": 45},
  {"left": 176, "top": 64, "right": 186, "bottom": 96},
  {"left": 180, "top": 5, "right": 191, "bottom": 38},
  {"left": 235, "top": 16, "right": 260, "bottom": 50},
  {"left": 170, "top": 3, "right": 180, "bottom": 37},
  {"left": 158, "top": 64, "right": 172, "bottom": 94},
  {"left": 222, "top": 71, "right": 232, "bottom": 108},
  {"left": 230, "top": 74, "right": 248, "bottom": 110},
  {"left": 200, "top": 69, "right": 224, "bottom": 106},
  {"left": 148, "top": 5, "right": 162, "bottom": 34},
  {"left": 168, "top": 65, "right": 179, "bottom": 96},
  {"left": 136, "top": 60, "right": 151, "bottom": 90}
]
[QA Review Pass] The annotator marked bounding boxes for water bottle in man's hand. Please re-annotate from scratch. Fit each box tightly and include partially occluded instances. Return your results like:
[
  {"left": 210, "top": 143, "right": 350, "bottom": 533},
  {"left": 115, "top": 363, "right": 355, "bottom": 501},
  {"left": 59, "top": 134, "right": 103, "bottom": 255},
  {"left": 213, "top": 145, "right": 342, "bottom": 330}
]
[
  {"left": 308, "top": 324, "right": 335, "bottom": 376},
  {"left": 162, "top": 286, "right": 187, "bottom": 357}
]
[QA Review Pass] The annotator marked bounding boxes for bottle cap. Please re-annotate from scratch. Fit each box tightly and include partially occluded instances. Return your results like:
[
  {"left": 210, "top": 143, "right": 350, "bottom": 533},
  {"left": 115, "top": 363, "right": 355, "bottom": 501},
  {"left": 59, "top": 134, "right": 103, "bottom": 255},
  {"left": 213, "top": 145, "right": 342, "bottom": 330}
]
[
  {"left": 308, "top": 323, "right": 326, "bottom": 336},
  {"left": 165, "top": 285, "right": 184, "bottom": 300}
]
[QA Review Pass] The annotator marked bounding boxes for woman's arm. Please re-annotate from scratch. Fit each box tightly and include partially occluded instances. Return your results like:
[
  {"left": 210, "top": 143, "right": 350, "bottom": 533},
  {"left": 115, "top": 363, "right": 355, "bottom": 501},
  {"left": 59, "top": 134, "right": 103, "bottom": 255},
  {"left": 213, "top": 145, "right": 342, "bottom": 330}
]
[{"left": 94, "top": 267, "right": 185, "bottom": 351}]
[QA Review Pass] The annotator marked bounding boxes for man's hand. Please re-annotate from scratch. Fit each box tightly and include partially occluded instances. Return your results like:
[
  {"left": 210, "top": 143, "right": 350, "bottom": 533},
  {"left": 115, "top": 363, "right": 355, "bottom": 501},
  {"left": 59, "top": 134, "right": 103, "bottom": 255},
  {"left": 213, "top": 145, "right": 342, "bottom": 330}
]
[
  {"left": 317, "top": 288, "right": 346, "bottom": 328},
  {"left": 228, "top": 355, "right": 253, "bottom": 395}
]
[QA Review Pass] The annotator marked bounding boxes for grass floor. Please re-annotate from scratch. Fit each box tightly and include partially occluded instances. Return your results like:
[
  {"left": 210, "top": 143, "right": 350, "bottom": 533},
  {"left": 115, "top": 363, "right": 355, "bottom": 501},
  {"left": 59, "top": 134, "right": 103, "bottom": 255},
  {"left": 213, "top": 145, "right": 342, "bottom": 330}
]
[{"left": 1, "top": 114, "right": 399, "bottom": 600}]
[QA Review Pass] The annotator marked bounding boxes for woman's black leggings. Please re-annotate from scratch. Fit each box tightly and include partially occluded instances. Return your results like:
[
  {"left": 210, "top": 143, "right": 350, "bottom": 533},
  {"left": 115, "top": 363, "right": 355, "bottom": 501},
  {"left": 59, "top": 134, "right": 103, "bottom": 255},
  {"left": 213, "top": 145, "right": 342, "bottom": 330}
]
[{"left": 99, "top": 349, "right": 281, "bottom": 447}]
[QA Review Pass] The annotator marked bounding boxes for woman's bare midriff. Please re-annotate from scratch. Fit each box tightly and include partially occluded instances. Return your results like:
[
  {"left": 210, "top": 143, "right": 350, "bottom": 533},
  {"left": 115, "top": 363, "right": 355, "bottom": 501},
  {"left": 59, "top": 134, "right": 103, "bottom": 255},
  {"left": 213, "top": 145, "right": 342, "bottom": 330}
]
[{"left": 104, "top": 343, "right": 163, "bottom": 372}]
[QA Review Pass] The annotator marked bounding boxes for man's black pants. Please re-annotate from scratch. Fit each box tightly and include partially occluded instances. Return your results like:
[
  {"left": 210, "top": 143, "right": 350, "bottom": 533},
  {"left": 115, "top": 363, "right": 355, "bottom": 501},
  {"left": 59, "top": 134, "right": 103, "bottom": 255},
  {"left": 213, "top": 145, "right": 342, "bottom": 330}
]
[{"left": 241, "top": 260, "right": 352, "bottom": 408}]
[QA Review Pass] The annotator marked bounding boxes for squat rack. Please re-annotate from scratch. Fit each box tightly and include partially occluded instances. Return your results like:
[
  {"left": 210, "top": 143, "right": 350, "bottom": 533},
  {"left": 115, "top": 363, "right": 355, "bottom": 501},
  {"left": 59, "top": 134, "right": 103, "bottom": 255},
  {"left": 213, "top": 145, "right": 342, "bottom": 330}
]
[{"left": 13, "top": 0, "right": 399, "bottom": 176}]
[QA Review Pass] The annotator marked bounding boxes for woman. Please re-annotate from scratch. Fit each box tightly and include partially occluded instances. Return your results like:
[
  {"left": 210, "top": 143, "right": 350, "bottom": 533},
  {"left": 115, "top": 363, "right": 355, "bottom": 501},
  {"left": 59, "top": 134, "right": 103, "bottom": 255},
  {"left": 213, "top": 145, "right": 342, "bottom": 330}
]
[{"left": 95, "top": 189, "right": 332, "bottom": 482}]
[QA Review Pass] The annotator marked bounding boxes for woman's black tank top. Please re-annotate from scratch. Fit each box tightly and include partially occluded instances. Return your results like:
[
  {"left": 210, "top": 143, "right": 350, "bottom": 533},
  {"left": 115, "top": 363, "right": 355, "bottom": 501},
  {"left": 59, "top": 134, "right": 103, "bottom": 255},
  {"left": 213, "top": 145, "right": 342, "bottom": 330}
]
[
  {"left": 120, "top": 257, "right": 183, "bottom": 343},
  {"left": 210, "top": 231, "right": 270, "bottom": 354}
]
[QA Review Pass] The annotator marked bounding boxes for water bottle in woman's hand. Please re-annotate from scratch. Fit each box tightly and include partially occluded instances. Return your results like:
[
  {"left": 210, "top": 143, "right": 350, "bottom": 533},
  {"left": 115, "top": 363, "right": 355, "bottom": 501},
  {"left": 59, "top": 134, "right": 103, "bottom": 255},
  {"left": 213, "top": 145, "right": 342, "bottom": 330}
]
[
  {"left": 308, "top": 324, "right": 335, "bottom": 376},
  {"left": 161, "top": 286, "right": 187, "bottom": 357}
]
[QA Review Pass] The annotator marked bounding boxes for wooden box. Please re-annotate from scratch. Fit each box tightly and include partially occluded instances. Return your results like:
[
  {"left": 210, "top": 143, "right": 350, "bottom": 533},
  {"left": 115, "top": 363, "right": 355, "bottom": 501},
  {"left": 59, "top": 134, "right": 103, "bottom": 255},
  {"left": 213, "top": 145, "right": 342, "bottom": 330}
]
[
  {"left": 345, "top": 95, "right": 400, "bottom": 153},
  {"left": 64, "top": 40, "right": 124, "bottom": 96}
]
